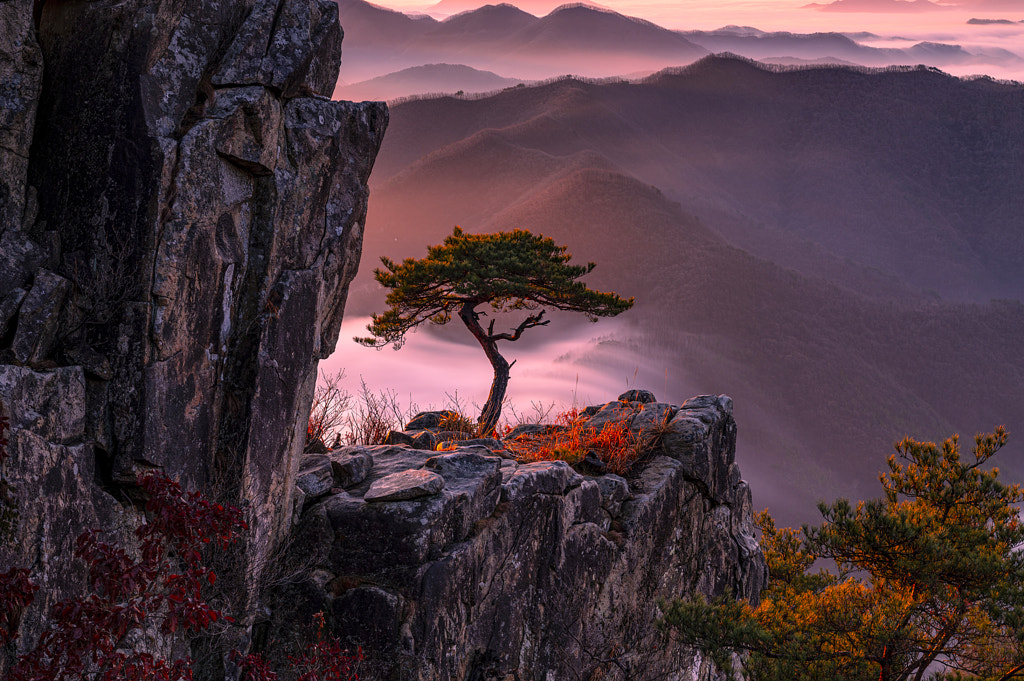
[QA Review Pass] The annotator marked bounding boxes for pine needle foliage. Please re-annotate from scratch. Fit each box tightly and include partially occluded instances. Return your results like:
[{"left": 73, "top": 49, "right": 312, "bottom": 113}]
[
  {"left": 662, "top": 427, "right": 1024, "bottom": 681},
  {"left": 356, "top": 227, "right": 632, "bottom": 433}
]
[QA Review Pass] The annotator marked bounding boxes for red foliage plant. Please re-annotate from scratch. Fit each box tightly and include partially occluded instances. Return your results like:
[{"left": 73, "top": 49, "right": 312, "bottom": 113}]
[
  {"left": 0, "top": 451, "right": 360, "bottom": 681},
  {"left": 232, "top": 612, "right": 361, "bottom": 681},
  {"left": 2, "top": 471, "right": 246, "bottom": 681},
  {"left": 509, "top": 407, "right": 648, "bottom": 475}
]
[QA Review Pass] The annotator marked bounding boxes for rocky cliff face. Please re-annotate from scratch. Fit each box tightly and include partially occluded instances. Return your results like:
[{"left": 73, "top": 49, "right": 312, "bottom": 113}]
[
  {"left": 0, "top": 0, "right": 386, "bottom": 651},
  {"left": 270, "top": 392, "right": 767, "bottom": 681},
  {"left": 0, "top": 3, "right": 763, "bottom": 677}
]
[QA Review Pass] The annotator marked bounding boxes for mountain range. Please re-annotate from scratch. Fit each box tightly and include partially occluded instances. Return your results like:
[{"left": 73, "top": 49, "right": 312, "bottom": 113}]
[
  {"left": 332, "top": 0, "right": 1024, "bottom": 96},
  {"left": 345, "top": 56, "right": 1024, "bottom": 526},
  {"left": 333, "top": 0, "right": 707, "bottom": 84}
]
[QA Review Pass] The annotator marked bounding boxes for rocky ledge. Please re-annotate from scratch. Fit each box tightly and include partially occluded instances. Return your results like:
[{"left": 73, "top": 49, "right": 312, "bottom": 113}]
[{"left": 267, "top": 391, "right": 767, "bottom": 681}]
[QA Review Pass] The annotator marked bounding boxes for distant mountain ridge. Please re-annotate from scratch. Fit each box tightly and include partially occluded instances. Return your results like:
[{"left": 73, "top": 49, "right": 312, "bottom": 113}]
[
  {"left": 333, "top": 0, "right": 707, "bottom": 82},
  {"left": 371, "top": 55, "right": 1024, "bottom": 302},
  {"left": 337, "top": 63, "right": 524, "bottom": 101},
  {"left": 333, "top": 0, "right": 1024, "bottom": 93}
]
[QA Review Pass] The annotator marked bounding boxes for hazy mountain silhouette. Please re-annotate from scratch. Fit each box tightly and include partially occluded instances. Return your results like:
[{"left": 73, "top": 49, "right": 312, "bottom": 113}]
[
  {"left": 334, "top": 0, "right": 707, "bottom": 81},
  {"left": 508, "top": 5, "right": 706, "bottom": 57},
  {"left": 679, "top": 29, "right": 904, "bottom": 63},
  {"left": 351, "top": 56, "right": 1024, "bottom": 525},
  {"left": 680, "top": 27, "right": 1024, "bottom": 69},
  {"left": 334, "top": 0, "right": 1024, "bottom": 93},
  {"left": 426, "top": 0, "right": 607, "bottom": 15},
  {"left": 336, "top": 63, "right": 524, "bottom": 100},
  {"left": 371, "top": 56, "right": 1024, "bottom": 302},
  {"left": 761, "top": 56, "right": 862, "bottom": 67},
  {"left": 427, "top": 3, "right": 538, "bottom": 39},
  {"left": 335, "top": 0, "right": 438, "bottom": 44}
]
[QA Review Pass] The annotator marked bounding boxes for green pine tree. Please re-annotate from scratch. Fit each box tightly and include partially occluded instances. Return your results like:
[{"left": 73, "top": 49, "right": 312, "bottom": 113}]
[
  {"left": 663, "top": 427, "right": 1024, "bottom": 681},
  {"left": 357, "top": 227, "right": 633, "bottom": 434}
]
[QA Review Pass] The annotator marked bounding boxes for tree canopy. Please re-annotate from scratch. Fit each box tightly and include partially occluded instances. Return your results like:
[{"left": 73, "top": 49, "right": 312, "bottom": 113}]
[
  {"left": 662, "top": 427, "right": 1024, "bottom": 681},
  {"left": 356, "top": 227, "right": 633, "bottom": 433}
]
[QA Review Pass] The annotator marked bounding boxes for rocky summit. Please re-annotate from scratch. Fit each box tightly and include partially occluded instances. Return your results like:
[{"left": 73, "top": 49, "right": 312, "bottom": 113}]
[{"left": 268, "top": 392, "right": 766, "bottom": 681}]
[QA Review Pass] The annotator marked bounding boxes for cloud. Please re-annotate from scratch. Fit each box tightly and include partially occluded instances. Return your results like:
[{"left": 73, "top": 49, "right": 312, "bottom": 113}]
[{"left": 804, "top": 0, "right": 950, "bottom": 12}]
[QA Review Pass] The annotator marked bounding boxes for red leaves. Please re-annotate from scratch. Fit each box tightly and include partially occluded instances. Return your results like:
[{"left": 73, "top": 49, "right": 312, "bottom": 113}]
[
  {"left": 0, "top": 471, "right": 357, "bottom": 681},
  {"left": 0, "top": 567, "right": 38, "bottom": 644},
  {"left": 288, "top": 639, "right": 363, "bottom": 681},
  {"left": 2, "top": 472, "right": 247, "bottom": 681},
  {"left": 230, "top": 651, "right": 279, "bottom": 681},
  {"left": 233, "top": 637, "right": 363, "bottom": 681}
]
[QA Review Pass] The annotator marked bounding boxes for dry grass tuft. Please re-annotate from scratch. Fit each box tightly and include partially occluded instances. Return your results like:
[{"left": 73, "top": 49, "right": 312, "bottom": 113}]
[{"left": 437, "top": 410, "right": 478, "bottom": 437}]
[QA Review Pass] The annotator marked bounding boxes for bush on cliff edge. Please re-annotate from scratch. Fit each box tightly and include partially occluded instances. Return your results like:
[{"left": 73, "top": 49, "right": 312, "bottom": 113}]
[{"left": 663, "top": 427, "right": 1024, "bottom": 681}]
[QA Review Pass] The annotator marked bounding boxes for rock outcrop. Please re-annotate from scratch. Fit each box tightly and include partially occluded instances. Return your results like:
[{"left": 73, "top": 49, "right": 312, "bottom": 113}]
[
  {"left": 0, "top": 0, "right": 386, "bottom": 653},
  {"left": 267, "top": 392, "right": 766, "bottom": 681}
]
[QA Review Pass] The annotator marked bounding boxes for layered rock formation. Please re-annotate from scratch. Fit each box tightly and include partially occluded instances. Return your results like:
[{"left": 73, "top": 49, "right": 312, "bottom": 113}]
[
  {"left": 270, "top": 392, "right": 766, "bottom": 681},
  {"left": 0, "top": 0, "right": 386, "bottom": 652}
]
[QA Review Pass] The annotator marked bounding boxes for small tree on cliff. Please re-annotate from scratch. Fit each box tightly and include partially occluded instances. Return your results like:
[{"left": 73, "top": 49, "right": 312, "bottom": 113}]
[
  {"left": 662, "top": 427, "right": 1024, "bottom": 681},
  {"left": 356, "top": 227, "right": 633, "bottom": 434}
]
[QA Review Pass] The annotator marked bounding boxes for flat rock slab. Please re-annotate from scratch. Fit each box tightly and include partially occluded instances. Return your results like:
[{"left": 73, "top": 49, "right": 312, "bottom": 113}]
[
  {"left": 365, "top": 469, "right": 445, "bottom": 502},
  {"left": 501, "top": 460, "right": 574, "bottom": 502},
  {"left": 340, "top": 445, "right": 434, "bottom": 497}
]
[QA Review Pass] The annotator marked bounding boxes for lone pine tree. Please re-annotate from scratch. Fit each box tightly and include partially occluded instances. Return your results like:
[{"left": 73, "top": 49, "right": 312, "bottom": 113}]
[{"left": 356, "top": 227, "right": 633, "bottom": 434}]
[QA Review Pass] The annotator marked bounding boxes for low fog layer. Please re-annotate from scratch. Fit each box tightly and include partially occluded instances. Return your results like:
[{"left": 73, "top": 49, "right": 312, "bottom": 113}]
[
  {"left": 326, "top": 316, "right": 841, "bottom": 527},
  {"left": 324, "top": 316, "right": 657, "bottom": 416}
]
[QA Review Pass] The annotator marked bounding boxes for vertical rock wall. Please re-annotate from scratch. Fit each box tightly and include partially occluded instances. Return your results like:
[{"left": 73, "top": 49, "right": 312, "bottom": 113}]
[{"left": 0, "top": 0, "right": 387, "bottom": 654}]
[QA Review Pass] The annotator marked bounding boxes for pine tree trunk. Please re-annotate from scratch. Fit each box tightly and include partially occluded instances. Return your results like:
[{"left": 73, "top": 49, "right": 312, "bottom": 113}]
[{"left": 459, "top": 302, "right": 509, "bottom": 435}]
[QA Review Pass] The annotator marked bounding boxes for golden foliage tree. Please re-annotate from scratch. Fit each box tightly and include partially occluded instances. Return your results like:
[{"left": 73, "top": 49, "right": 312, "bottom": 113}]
[{"left": 663, "top": 427, "right": 1024, "bottom": 681}]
